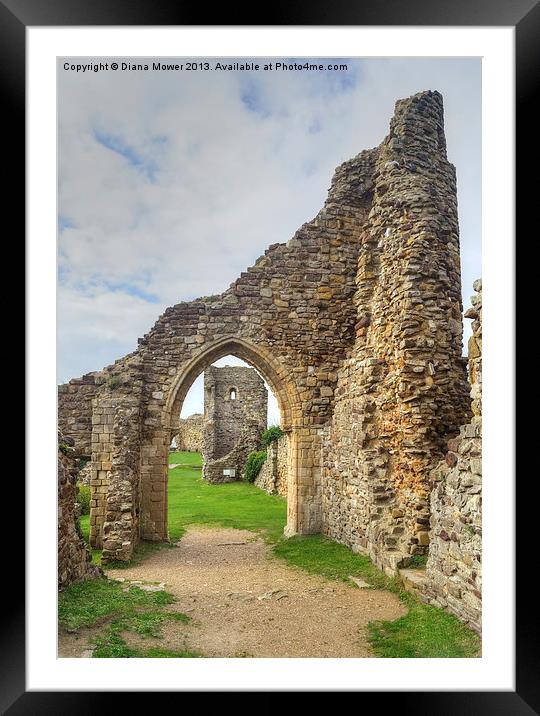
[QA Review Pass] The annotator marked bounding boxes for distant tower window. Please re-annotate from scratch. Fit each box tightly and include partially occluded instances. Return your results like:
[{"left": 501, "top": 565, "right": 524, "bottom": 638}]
[{"left": 229, "top": 388, "right": 237, "bottom": 401}]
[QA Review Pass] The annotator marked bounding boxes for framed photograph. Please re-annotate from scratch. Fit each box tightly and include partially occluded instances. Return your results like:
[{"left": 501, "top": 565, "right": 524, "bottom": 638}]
[{"left": 7, "top": 0, "right": 530, "bottom": 709}]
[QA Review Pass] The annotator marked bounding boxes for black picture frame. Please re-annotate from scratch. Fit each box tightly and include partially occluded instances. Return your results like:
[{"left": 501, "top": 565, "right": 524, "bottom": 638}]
[{"left": 7, "top": 0, "right": 530, "bottom": 710}]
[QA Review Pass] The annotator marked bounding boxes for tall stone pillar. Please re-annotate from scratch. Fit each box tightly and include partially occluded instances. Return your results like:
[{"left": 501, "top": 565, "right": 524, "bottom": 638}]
[{"left": 324, "top": 91, "right": 471, "bottom": 573}]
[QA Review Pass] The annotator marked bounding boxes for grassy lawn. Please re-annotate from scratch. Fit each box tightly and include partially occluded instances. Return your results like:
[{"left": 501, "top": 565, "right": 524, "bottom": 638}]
[
  {"left": 69, "top": 450, "right": 480, "bottom": 658},
  {"left": 59, "top": 576, "right": 199, "bottom": 658},
  {"left": 167, "top": 451, "right": 287, "bottom": 542},
  {"left": 169, "top": 451, "right": 202, "bottom": 467},
  {"left": 367, "top": 602, "right": 480, "bottom": 658},
  {"left": 274, "top": 534, "right": 401, "bottom": 590}
]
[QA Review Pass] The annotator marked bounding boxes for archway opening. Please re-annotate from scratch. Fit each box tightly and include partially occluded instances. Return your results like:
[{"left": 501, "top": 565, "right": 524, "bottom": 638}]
[
  {"left": 153, "top": 338, "right": 304, "bottom": 545},
  {"left": 167, "top": 353, "right": 288, "bottom": 538},
  {"left": 172, "top": 355, "right": 281, "bottom": 447}
]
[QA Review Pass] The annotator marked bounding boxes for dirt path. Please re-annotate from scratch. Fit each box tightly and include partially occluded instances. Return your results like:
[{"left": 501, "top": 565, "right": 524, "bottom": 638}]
[{"left": 61, "top": 526, "right": 406, "bottom": 658}]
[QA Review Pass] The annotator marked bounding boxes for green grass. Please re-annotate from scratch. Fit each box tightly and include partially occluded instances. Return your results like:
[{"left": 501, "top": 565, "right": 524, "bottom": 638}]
[
  {"left": 92, "top": 609, "right": 198, "bottom": 658},
  {"left": 111, "top": 609, "right": 190, "bottom": 637},
  {"left": 58, "top": 577, "right": 175, "bottom": 631},
  {"left": 167, "top": 451, "right": 287, "bottom": 542},
  {"left": 78, "top": 514, "right": 102, "bottom": 565},
  {"left": 79, "top": 513, "right": 90, "bottom": 542},
  {"left": 368, "top": 603, "right": 480, "bottom": 658},
  {"left": 168, "top": 451, "right": 203, "bottom": 467},
  {"left": 274, "top": 535, "right": 400, "bottom": 591},
  {"left": 165, "top": 455, "right": 479, "bottom": 658},
  {"left": 168, "top": 451, "right": 480, "bottom": 658},
  {"left": 92, "top": 628, "right": 200, "bottom": 658},
  {"left": 78, "top": 451, "right": 286, "bottom": 565},
  {"left": 58, "top": 577, "right": 199, "bottom": 658}
]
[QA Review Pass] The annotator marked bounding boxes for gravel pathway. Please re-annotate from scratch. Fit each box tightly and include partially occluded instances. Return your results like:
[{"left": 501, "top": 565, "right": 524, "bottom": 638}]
[{"left": 97, "top": 525, "right": 405, "bottom": 658}]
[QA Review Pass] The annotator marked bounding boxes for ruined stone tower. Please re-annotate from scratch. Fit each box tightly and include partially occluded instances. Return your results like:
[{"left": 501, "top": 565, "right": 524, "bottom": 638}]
[{"left": 202, "top": 366, "right": 267, "bottom": 482}]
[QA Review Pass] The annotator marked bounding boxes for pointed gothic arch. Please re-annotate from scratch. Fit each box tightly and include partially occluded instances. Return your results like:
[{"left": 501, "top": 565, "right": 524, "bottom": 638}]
[{"left": 137, "top": 336, "right": 308, "bottom": 542}]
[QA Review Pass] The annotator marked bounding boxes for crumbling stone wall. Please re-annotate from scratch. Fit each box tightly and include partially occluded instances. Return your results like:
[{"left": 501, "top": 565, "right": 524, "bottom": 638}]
[
  {"left": 58, "top": 373, "right": 103, "bottom": 457},
  {"left": 321, "top": 91, "right": 470, "bottom": 574},
  {"left": 58, "top": 90, "right": 470, "bottom": 567},
  {"left": 86, "top": 352, "right": 144, "bottom": 552},
  {"left": 61, "top": 127, "right": 371, "bottom": 559},
  {"left": 255, "top": 434, "right": 289, "bottom": 496},
  {"left": 172, "top": 413, "right": 203, "bottom": 452},
  {"left": 90, "top": 390, "right": 143, "bottom": 558},
  {"left": 58, "top": 433, "right": 101, "bottom": 588},
  {"left": 423, "top": 280, "right": 482, "bottom": 632},
  {"left": 77, "top": 461, "right": 92, "bottom": 486},
  {"left": 202, "top": 366, "right": 267, "bottom": 482},
  {"left": 204, "top": 422, "right": 262, "bottom": 483}
]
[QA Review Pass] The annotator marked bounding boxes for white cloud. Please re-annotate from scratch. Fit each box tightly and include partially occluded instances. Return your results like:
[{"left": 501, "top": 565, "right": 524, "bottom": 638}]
[{"left": 58, "top": 57, "right": 481, "bottom": 384}]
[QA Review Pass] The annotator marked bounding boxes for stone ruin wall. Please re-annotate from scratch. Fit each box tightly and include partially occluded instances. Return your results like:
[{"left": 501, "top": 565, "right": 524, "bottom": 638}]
[
  {"left": 83, "top": 352, "right": 144, "bottom": 555},
  {"left": 77, "top": 460, "right": 92, "bottom": 486},
  {"left": 58, "top": 433, "right": 101, "bottom": 588},
  {"left": 421, "top": 280, "right": 482, "bottom": 632},
  {"left": 321, "top": 91, "right": 470, "bottom": 574},
  {"left": 58, "top": 373, "right": 102, "bottom": 457},
  {"left": 57, "top": 91, "right": 471, "bottom": 571},
  {"left": 58, "top": 123, "right": 374, "bottom": 559},
  {"left": 255, "top": 434, "right": 289, "bottom": 497},
  {"left": 202, "top": 366, "right": 267, "bottom": 483},
  {"left": 172, "top": 413, "right": 203, "bottom": 452}
]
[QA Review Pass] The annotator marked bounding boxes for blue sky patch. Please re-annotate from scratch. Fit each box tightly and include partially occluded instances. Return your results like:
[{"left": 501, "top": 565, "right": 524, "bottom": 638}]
[
  {"left": 104, "top": 280, "right": 160, "bottom": 303},
  {"left": 240, "top": 79, "right": 270, "bottom": 118},
  {"left": 59, "top": 215, "right": 76, "bottom": 232},
  {"left": 93, "top": 129, "right": 159, "bottom": 181}
]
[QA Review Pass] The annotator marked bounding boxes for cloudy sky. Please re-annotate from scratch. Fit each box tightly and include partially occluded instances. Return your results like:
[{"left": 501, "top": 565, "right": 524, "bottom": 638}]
[{"left": 58, "top": 57, "right": 481, "bottom": 424}]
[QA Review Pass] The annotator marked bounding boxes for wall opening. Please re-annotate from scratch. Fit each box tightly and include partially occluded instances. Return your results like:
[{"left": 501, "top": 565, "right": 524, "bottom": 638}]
[
  {"left": 170, "top": 354, "right": 282, "bottom": 476},
  {"left": 152, "top": 338, "right": 305, "bottom": 544}
]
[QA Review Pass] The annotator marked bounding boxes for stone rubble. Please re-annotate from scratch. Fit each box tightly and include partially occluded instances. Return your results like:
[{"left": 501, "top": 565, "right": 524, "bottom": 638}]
[
  {"left": 255, "top": 434, "right": 289, "bottom": 496},
  {"left": 58, "top": 431, "right": 101, "bottom": 588}
]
